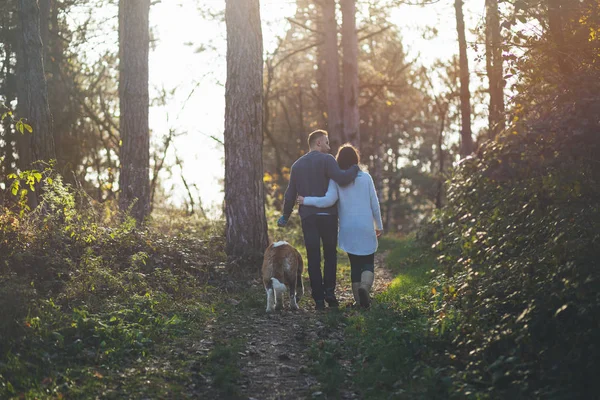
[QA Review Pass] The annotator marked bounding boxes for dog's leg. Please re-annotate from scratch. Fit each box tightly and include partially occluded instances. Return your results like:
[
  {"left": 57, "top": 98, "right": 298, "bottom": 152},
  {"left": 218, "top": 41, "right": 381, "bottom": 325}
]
[
  {"left": 271, "top": 278, "right": 287, "bottom": 311},
  {"left": 289, "top": 278, "right": 299, "bottom": 310},
  {"left": 296, "top": 275, "right": 304, "bottom": 304},
  {"left": 275, "top": 288, "right": 284, "bottom": 310},
  {"left": 289, "top": 289, "right": 299, "bottom": 310},
  {"left": 295, "top": 251, "right": 304, "bottom": 306},
  {"left": 266, "top": 287, "right": 275, "bottom": 313}
]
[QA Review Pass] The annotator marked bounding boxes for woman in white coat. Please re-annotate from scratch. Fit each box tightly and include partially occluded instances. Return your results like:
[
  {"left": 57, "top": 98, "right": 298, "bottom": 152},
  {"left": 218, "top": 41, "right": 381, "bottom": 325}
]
[{"left": 298, "top": 144, "right": 383, "bottom": 308}]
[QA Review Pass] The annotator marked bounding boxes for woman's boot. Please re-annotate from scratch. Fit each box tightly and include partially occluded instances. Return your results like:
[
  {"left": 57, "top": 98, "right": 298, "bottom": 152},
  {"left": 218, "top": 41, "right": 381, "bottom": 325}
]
[{"left": 358, "top": 271, "right": 374, "bottom": 308}]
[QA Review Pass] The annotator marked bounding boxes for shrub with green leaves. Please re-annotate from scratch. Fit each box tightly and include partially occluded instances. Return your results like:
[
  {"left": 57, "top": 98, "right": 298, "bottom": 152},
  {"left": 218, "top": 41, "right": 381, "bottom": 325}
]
[
  {"left": 431, "top": 75, "right": 600, "bottom": 398},
  {"left": 0, "top": 175, "right": 225, "bottom": 397}
]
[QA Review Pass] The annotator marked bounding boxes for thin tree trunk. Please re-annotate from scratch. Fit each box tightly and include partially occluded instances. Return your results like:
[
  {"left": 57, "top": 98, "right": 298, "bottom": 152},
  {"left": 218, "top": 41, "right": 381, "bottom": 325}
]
[
  {"left": 17, "top": 0, "right": 56, "bottom": 173},
  {"left": 484, "top": 9, "right": 496, "bottom": 138},
  {"left": 485, "top": 0, "right": 505, "bottom": 138},
  {"left": 547, "top": 0, "right": 572, "bottom": 77},
  {"left": 314, "top": 3, "right": 328, "bottom": 128},
  {"left": 118, "top": 0, "right": 150, "bottom": 223},
  {"left": 263, "top": 60, "right": 286, "bottom": 209},
  {"left": 319, "top": 0, "right": 344, "bottom": 152},
  {"left": 224, "top": 0, "right": 269, "bottom": 261},
  {"left": 454, "top": 0, "right": 473, "bottom": 157},
  {"left": 490, "top": 0, "right": 504, "bottom": 131},
  {"left": 44, "top": 0, "right": 72, "bottom": 184},
  {"left": 1, "top": 10, "right": 17, "bottom": 185},
  {"left": 341, "top": 0, "right": 360, "bottom": 147},
  {"left": 372, "top": 112, "right": 385, "bottom": 202},
  {"left": 436, "top": 106, "right": 447, "bottom": 209},
  {"left": 384, "top": 151, "right": 397, "bottom": 232}
]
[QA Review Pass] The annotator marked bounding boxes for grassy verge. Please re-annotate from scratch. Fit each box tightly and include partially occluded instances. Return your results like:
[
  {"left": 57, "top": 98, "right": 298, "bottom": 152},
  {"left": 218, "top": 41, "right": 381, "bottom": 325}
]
[
  {"left": 308, "top": 235, "right": 455, "bottom": 399},
  {"left": 0, "top": 195, "right": 248, "bottom": 399}
]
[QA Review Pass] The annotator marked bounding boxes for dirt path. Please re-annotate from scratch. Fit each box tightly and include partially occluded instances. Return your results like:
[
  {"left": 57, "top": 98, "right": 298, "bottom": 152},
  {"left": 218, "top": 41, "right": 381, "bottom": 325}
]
[{"left": 195, "top": 253, "right": 394, "bottom": 399}]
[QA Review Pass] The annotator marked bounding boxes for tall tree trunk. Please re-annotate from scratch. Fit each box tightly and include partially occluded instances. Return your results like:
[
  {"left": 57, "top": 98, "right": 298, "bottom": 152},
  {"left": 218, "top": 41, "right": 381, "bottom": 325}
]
[
  {"left": 1, "top": 9, "right": 17, "bottom": 183},
  {"left": 319, "top": 0, "right": 344, "bottom": 152},
  {"left": 45, "top": 0, "right": 72, "bottom": 183},
  {"left": 224, "top": 0, "right": 269, "bottom": 261},
  {"left": 436, "top": 105, "right": 447, "bottom": 209},
  {"left": 341, "top": 0, "right": 360, "bottom": 147},
  {"left": 384, "top": 151, "right": 397, "bottom": 232},
  {"left": 484, "top": 11, "right": 496, "bottom": 138},
  {"left": 263, "top": 60, "right": 286, "bottom": 210},
  {"left": 454, "top": 0, "right": 473, "bottom": 157},
  {"left": 38, "top": 0, "right": 50, "bottom": 62},
  {"left": 118, "top": 0, "right": 150, "bottom": 223},
  {"left": 547, "top": 0, "right": 572, "bottom": 77},
  {"left": 485, "top": 0, "right": 505, "bottom": 138},
  {"left": 15, "top": 43, "right": 31, "bottom": 173},
  {"left": 16, "top": 0, "right": 55, "bottom": 174},
  {"left": 372, "top": 112, "right": 385, "bottom": 202}
]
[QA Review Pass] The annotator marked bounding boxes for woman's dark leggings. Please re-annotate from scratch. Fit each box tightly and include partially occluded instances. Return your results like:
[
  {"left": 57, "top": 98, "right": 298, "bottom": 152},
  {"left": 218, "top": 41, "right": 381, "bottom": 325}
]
[{"left": 348, "top": 253, "right": 375, "bottom": 283}]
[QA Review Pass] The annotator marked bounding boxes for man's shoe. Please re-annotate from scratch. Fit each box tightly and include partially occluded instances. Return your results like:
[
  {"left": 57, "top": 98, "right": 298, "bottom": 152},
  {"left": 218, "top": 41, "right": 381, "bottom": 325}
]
[
  {"left": 315, "top": 300, "right": 325, "bottom": 311},
  {"left": 324, "top": 288, "right": 339, "bottom": 308},
  {"left": 325, "top": 296, "right": 339, "bottom": 308}
]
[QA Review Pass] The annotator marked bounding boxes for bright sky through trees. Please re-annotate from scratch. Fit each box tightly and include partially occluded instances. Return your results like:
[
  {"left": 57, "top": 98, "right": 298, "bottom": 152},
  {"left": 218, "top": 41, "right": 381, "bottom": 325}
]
[{"left": 84, "top": 0, "right": 483, "bottom": 216}]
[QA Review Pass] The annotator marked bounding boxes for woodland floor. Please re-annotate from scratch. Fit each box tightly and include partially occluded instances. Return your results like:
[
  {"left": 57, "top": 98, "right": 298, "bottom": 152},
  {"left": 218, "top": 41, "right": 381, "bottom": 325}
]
[
  {"left": 179, "top": 252, "right": 395, "bottom": 400},
  {"left": 3, "top": 237, "right": 439, "bottom": 400}
]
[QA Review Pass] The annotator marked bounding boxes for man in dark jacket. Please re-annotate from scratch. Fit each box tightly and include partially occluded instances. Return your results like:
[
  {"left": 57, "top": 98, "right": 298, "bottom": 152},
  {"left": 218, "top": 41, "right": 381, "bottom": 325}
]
[{"left": 278, "top": 130, "right": 359, "bottom": 310}]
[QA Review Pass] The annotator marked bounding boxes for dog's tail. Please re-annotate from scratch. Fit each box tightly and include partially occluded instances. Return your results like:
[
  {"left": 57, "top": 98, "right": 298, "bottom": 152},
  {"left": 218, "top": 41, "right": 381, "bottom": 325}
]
[{"left": 271, "top": 277, "right": 287, "bottom": 294}]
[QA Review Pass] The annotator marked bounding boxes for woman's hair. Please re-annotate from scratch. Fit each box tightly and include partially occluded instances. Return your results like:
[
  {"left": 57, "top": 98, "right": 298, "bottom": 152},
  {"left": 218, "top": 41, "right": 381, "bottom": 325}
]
[{"left": 336, "top": 143, "right": 360, "bottom": 170}]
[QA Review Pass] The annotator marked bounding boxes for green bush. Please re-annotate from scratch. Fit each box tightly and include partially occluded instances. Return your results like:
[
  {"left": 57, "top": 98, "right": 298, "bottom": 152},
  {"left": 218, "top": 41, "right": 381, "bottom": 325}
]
[
  {"left": 431, "top": 75, "right": 600, "bottom": 398},
  {"left": 0, "top": 175, "right": 225, "bottom": 397}
]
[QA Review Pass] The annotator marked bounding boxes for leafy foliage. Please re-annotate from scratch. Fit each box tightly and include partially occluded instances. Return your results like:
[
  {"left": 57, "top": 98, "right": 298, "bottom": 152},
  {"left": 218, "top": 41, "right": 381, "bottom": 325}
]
[
  {"left": 307, "top": 236, "right": 456, "bottom": 399},
  {"left": 429, "top": 59, "right": 600, "bottom": 400},
  {"left": 0, "top": 175, "right": 225, "bottom": 398},
  {"left": 417, "top": 2, "right": 600, "bottom": 396},
  {"left": 261, "top": 4, "right": 469, "bottom": 232}
]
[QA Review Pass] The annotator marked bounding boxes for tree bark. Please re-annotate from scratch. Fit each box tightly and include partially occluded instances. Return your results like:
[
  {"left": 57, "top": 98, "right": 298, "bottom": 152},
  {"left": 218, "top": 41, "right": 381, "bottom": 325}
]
[
  {"left": 547, "top": 0, "right": 572, "bottom": 77},
  {"left": 372, "top": 112, "right": 385, "bottom": 202},
  {"left": 341, "top": 0, "right": 360, "bottom": 147},
  {"left": 436, "top": 105, "right": 447, "bottom": 209},
  {"left": 1, "top": 8, "right": 18, "bottom": 183},
  {"left": 46, "top": 0, "right": 73, "bottom": 183},
  {"left": 224, "top": 0, "right": 269, "bottom": 261},
  {"left": 454, "top": 0, "right": 473, "bottom": 157},
  {"left": 16, "top": 0, "right": 56, "bottom": 173},
  {"left": 319, "top": 0, "right": 344, "bottom": 152},
  {"left": 485, "top": 0, "right": 505, "bottom": 138},
  {"left": 383, "top": 151, "right": 397, "bottom": 232},
  {"left": 38, "top": 0, "right": 50, "bottom": 62},
  {"left": 118, "top": 0, "right": 150, "bottom": 223}
]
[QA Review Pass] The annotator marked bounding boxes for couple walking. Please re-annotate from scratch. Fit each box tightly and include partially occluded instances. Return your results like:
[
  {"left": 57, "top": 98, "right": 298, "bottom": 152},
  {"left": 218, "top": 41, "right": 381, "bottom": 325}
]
[{"left": 277, "top": 129, "right": 383, "bottom": 310}]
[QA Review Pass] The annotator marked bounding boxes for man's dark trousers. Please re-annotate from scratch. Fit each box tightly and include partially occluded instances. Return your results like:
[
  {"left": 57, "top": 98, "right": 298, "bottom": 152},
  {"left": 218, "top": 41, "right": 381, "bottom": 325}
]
[{"left": 301, "top": 214, "right": 338, "bottom": 302}]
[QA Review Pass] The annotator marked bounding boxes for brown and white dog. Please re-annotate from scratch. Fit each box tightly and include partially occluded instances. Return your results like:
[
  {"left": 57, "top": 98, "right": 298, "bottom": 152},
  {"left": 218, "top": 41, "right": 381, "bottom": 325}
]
[{"left": 261, "top": 241, "right": 304, "bottom": 312}]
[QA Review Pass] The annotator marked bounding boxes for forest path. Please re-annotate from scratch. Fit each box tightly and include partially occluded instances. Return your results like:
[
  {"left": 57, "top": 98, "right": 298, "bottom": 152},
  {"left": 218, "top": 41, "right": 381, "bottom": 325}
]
[{"left": 194, "top": 252, "right": 394, "bottom": 399}]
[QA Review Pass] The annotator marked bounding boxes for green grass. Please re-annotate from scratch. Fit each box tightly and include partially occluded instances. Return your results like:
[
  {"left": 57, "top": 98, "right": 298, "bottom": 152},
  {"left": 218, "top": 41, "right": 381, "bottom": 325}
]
[
  {"left": 379, "top": 235, "right": 436, "bottom": 309},
  {"left": 308, "top": 235, "right": 454, "bottom": 399},
  {"left": 203, "top": 339, "right": 244, "bottom": 397},
  {"left": 308, "top": 339, "right": 345, "bottom": 397}
]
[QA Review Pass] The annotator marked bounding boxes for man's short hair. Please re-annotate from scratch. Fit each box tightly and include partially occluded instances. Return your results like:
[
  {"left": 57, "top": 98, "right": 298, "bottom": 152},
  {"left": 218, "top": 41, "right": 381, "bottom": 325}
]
[{"left": 308, "top": 129, "right": 328, "bottom": 148}]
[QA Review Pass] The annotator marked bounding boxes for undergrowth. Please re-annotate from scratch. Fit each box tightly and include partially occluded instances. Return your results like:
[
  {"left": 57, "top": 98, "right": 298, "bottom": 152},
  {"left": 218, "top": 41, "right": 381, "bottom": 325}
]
[
  {"left": 0, "top": 177, "right": 227, "bottom": 398},
  {"left": 308, "top": 236, "right": 460, "bottom": 399}
]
